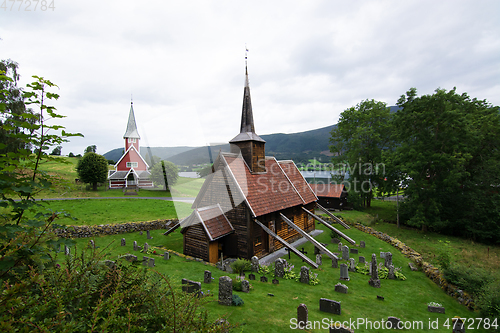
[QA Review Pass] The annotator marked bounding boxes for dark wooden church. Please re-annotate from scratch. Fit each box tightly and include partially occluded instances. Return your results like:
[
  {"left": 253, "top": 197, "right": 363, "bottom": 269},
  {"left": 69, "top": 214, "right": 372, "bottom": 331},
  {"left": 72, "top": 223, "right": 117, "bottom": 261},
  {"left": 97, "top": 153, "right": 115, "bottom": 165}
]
[{"left": 177, "top": 66, "right": 322, "bottom": 264}]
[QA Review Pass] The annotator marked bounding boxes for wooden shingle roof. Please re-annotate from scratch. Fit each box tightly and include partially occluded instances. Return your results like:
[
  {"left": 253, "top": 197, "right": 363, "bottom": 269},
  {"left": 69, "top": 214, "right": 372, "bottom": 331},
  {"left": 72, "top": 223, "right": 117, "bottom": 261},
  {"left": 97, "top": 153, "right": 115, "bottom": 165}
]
[
  {"left": 310, "top": 184, "right": 345, "bottom": 198},
  {"left": 180, "top": 204, "right": 234, "bottom": 241}
]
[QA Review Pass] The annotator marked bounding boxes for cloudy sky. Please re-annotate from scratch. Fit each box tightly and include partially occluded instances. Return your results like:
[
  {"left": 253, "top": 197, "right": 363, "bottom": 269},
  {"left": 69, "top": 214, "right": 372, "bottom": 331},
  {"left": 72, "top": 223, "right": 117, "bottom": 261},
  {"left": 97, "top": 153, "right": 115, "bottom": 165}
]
[{"left": 2, "top": 0, "right": 499, "bottom": 156}]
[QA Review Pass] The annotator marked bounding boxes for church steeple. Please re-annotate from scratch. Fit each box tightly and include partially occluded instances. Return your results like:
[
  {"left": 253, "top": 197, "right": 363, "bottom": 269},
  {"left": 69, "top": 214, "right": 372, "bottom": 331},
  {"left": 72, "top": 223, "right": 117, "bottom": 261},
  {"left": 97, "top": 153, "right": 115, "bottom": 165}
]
[
  {"left": 124, "top": 102, "right": 140, "bottom": 139},
  {"left": 230, "top": 59, "right": 266, "bottom": 173}
]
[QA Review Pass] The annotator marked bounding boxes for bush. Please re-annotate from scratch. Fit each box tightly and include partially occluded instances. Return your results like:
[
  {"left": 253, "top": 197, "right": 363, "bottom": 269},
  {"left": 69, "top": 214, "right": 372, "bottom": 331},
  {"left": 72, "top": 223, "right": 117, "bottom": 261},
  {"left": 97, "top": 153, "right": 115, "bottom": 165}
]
[
  {"left": 231, "top": 259, "right": 251, "bottom": 276},
  {"left": 232, "top": 294, "right": 244, "bottom": 306},
  {"left": 232, "top": 279, "right": 243, "bottom": 291},
  {"left": 477, "top": 281, "right": 500, "bottom": 323},
  {"left": 443, "top": 263, "right": 493, "bottom": 295}
]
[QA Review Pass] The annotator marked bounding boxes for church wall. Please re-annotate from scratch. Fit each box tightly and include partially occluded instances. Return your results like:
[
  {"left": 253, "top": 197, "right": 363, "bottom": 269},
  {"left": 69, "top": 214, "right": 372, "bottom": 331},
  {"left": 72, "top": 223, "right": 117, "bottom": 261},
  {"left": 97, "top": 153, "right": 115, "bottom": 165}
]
[{"left": 183, "top": 224, "right": 209, "bottom": 262}]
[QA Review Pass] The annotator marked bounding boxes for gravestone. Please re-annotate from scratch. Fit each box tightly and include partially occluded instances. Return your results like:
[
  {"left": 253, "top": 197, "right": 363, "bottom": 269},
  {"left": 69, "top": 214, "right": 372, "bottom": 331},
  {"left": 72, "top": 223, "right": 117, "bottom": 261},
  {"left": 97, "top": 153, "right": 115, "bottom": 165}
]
[
  {"left": 380, "top": 252, "right": 387, "bottom": 259},
  {"left": 204, "top": 270, "right": 212, "bottom": 283},
  {"left": 251, "top": 256, "right": 259, "bottom": 272},
  {"left": 314, "top": 246, "right": 320, "bottom": 255},
  {"left": 182, "top": 278, "right": 202, "bottom": 297},
  {"left": 90, "top": 240, "right": 95, "bottom": 249},
  {"left": 338, "top": 242, "right": 343, "bottom": 252},
  {"left": 369, "top": 254, "right": 381, "bottom": 288},
  {"left": 408, "top": 262, "right": 418, "bottom": 271},
  {"left": 334, "top": 283, "right": 348, "bottom": 294},
  {"left": 340, "top": 263, "right": 349, "bottom": 281},
  {"left": 272, "top": 278, "right": 279, "bottom": 285},
  {"left": 348, "top": 258, "right": 356, "bottom": 272},
  {"left": 143, "top": 242, "right": 149, "bottom": 252},
  {"left": 249, "top": 273, "right": 255, "bottom": 280},
  {"left": 133, "top": 241, "right": 138, "bottom": 251},
  {"left": 104, "top": 260, "right": 116, "bottom": 269},
  {"left": 341, "top": 245, "right": 349, "bottom": 261},
  {"left": 241, "top": 280, "right": 249, "bottom": 293},
  {"left": 275, "top": 259, "right": 285, "bottom": 278},
  {"left": 428, "top": 304, "right": 445, "bottom": 314},
  {"left": 359, "top": 256, "right": 366, "bottom": 264},
  {"left": 329, "top": 324, "right": 355, "bottom": 333},
  {"left": 384, "top": 252, "right": 393, "bottom": 268},
  {"left": 139, "top": 231, "right": 143, "bottom": 235},
  {"left": 300, "top": 266, "right": 310, "bottom": 284},
  {"left": 146, "top": 230, "right": 152, "bottom": 239},
  {"left": 332, "top": 256, "right": 339, "bottom": 268},
  {"left": 297, "top": 304, "right": 308, "bottom": 328},
  {"left": 360, "top": 241, "right": 366, "bottom": 248},
  {"left": 388, "top": 265, "right": 395, "bottom": 279},
  {"left": 148, "top": 258, "right": 155, "bottom": 267},
  {"left": 163, "top": 251, "right": 170, "bottom": 260},
  {"left": 64, "top": 245, "right": 70, "bottom": 256},
  {"left": 316, "top": 254, "right": 322, "bottom": 266},
  {"left": 319, "top": 298, "right": 341, "bottom": 315},
  {"left": 260, "top": 276, "right": 268, "bottom": 283},
  {"left": 142, "top": 256, "right": 149, "bottom": 266},
  {"left": 331, "top": 237, "right": 340, "bottom": 244},
  {"left": 121, "top": 238, "right": 126, "bottom": 246},
  {"left": 350, "top": 248, "right": 358, "bottom": 255},
  {"left": 218, "top": 276, "right": 232, "bottom": 306},
  {"left": 452, "top": 318, "right": 465, "bottom": 333},
  {"left": 387, "top": 316, "right": 401, "bottom": 330},
  {"left": 124, "top": 254, "right": 137, "bottom": 262}
]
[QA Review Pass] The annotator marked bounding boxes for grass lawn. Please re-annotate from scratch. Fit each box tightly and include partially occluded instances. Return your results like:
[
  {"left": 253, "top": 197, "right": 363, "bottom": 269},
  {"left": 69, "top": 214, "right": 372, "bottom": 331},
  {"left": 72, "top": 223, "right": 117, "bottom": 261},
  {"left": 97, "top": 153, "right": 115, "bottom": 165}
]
[{"left": 67, "top": 222, "right": 487, "bottom": 333}]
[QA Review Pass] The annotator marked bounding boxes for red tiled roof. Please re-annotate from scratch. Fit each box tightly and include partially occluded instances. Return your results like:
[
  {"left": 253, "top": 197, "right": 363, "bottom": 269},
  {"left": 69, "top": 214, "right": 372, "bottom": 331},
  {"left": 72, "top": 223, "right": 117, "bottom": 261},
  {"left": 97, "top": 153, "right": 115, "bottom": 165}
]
[
  {"left": 181, "top": 204, "right": 234, "bottom": 241},
  {"left": 278, "top": 161, "right": 317, "bottom": 204},
  {"left": 222, "top": 154, "right": 316, "bottom": 217},
  {"left": 310, "top": 183, "right": 345, "bottom": 198}
]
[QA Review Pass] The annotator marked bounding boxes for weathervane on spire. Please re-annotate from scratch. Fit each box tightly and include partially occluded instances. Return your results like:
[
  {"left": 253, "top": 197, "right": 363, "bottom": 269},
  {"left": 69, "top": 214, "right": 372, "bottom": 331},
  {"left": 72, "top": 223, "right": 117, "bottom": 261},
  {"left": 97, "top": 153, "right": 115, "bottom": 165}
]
[
  {"left": 245, "top": 44, "right": 249, "bottom": 74},
  {"left": 131, "top": 93, "right": 133, "bottom": 105}
]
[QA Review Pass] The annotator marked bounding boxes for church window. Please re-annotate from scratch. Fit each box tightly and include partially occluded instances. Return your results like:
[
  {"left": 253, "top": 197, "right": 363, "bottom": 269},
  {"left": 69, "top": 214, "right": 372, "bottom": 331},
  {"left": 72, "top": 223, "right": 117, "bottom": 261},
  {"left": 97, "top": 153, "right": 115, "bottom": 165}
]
[
  {"left": 126, "top": 162, "right": 138, "bottom": 168},
  {"left": 128, "top": 138, "right": 136, "bottom": 143}
]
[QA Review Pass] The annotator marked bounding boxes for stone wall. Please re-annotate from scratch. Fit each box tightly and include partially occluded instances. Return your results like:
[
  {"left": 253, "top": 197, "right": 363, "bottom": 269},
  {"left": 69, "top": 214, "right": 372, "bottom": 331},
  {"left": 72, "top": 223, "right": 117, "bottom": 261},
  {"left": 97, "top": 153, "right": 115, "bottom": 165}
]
[{"left": 54, "top": 219, "right": 178, "bottom": 238}]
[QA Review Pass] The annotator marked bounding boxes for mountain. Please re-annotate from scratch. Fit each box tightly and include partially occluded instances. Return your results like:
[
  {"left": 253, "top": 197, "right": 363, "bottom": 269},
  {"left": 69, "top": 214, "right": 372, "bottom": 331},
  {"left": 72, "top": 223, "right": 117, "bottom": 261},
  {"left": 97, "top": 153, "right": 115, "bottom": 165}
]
[{"left": 104, "top": 146, "right": 195, "bottom": 164}]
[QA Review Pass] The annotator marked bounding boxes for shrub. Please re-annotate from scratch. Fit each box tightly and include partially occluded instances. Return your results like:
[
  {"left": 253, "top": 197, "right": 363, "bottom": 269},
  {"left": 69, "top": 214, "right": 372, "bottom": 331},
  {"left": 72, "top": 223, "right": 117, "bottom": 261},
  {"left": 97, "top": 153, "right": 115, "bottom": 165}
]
[
  {"left": 477, "top": 281, "right": 500, "bottom": 321},
  {"left": 232, "top": 279, "right": 243, "bottom": 291},
  {"left": 232, "top": 294, "right": 244, "bottom": 306},
  {"left": 443, "top": 263, "right": 493, "bottom": 295},
  {"left": 231, "top": 259, "right": 251, "bottom": 276}
]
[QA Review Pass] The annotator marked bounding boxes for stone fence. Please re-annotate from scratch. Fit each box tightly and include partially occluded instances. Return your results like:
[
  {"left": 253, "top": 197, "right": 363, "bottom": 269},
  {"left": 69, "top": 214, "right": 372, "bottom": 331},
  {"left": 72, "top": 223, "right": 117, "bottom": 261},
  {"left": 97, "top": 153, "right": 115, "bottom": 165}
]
[
  {"left": 326, "top": 216, "right": 476, "bottom": 310},
  {"left": 54, "top": 219, "right": 178, "bottom": 238}
]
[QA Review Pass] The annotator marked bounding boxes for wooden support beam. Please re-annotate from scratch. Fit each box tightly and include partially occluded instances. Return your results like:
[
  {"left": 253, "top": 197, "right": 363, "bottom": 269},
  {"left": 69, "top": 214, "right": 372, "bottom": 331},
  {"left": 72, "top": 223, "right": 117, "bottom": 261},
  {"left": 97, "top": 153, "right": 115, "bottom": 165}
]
[
  {"left": 280, "top": 213, "right": 338, "bottom": 260},
  {"left": 254, "top": 219, "right": 318, "bottom": 269},
  {"left": 163, "top": 222, "right": 180, "bottom": 236},
  {"left": 316, "top": 203, "right": 350, "bottom": 229},
  {"left": 302, "top": 207, "right": 356, "bottom": 245}
]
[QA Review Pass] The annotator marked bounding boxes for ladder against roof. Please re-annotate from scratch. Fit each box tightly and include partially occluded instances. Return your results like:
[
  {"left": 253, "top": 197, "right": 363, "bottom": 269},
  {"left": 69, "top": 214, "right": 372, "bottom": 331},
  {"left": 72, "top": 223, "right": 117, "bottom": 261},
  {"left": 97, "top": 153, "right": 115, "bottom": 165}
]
[
  {"left": 302, "top": 207, "right": 356, "bottom": 245},
  {"left": 280, "top": 213, "right": 338, "bottom": 260},
  {"left": 253, "top": 219, "right": 318, "bottom": 269},
  {"left": 163, "top": 221, "right": 180, "bottom": 236},
  {"left": 316, "top": 203, "right": 350, "bottom": 229}
]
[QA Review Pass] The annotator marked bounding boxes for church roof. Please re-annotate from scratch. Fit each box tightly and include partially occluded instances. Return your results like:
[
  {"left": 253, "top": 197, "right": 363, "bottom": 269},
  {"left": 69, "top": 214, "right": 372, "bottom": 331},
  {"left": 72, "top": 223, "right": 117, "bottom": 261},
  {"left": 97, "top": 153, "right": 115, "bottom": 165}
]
[
  {"left": 180, "top": 204, "right": 234, "bottom": 241},
  {"left": 123, "top": 102, "right": 140, "bottom": 139},
  {"left": 309, "top": 184, "right": 346, "bottom": 198}
]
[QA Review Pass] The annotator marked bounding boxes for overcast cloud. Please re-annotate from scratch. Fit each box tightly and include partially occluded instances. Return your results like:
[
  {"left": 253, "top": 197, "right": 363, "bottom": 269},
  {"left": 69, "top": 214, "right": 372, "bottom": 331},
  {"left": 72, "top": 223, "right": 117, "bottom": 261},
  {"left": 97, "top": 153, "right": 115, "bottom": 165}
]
[{"left": 1, "top": 0, "right": 499, "bottom": 156}]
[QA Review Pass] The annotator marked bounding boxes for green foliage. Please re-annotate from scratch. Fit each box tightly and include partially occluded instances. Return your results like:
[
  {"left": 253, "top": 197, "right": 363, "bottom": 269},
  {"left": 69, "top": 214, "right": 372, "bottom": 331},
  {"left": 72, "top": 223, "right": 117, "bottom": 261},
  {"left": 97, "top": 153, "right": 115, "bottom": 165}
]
[
  {"left": 50, "top": 145, "right": 62, "bottom": 156},
  {"left": 197, "top": 164, "right": 213, "bottom": 178},
  {"left": 150, "top": 160, "right": 179, "bottom": 190},
  {"left": 477, "top": 282, "right": 500, "bottom": 320},
  {"left": 231, "top": 259, "right": 251, "bottom": 276},
  {"left": 76, "top": 152, "right": 108, "bottom": 191},
  {"left": 355, "top": 264, "right": 407, "bottom": 281},
  {"left": 232, "top": 279, "right": 243, "bottom": 291},
  {"left": 232, "top": 294, "right": 245, "bottom": 306},
  {"left": 443, "top": 263, "right": 493, "bottom": 295},
  {"left": 258, "top": 262, "right": 273, "bottom": 275},
  {"left": 84, "top": 145, "right": 96, "bottom": 154}
]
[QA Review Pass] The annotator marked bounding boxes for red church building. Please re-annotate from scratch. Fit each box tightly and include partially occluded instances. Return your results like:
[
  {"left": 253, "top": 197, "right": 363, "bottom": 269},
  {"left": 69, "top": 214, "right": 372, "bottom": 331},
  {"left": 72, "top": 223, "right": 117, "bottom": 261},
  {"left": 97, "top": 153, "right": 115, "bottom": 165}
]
[{"left": 108, "top": 102, "right": 154, "bottom": 189}]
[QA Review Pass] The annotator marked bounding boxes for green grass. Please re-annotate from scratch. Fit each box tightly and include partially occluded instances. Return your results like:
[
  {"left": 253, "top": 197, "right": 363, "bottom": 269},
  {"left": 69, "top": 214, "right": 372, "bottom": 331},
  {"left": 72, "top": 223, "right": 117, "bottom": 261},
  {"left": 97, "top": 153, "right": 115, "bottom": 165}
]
[{"left": 67, "top": 222, "right": 487, "bottom": 333}]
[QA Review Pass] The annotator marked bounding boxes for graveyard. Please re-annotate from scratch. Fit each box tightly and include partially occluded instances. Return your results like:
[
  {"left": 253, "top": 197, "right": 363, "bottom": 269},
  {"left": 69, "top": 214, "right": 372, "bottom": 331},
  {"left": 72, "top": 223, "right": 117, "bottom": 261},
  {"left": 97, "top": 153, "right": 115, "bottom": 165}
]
[{"left": 65, "top": 210, "right": 491, "bottom": 332}]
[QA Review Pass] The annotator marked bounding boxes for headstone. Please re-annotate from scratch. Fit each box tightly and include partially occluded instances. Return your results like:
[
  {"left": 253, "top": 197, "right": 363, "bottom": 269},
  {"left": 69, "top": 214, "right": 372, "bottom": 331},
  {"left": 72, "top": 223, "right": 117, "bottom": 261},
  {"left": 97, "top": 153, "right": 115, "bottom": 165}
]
[
  {"left": 121, "top": 238, "right": 126, "bottom": 246},
  {"left": 163, "top": 251, "right": 170, "bottom": 260},
  {"left": 380, "top": 251, "right": 386, "bottom": 259},
  {"left": 143, "top": 242, "right": 149, "bottom": 252},
  {"left": 64, "top": 245, "right": 70, "bottom": 256},
  {"left": 332, "top": 256, "right": 339, "bottom": 268},
  {"left": 388, "top": 265, "right": 395, "bottom": 279},
  {"left": 104, "top": 260, "right": 116, "bottom": 269},
  {"left": 408, "top": 262, "right": 418, "bottom": 271},
  {"left": 249, "top": 273, "right": 255, "bottom": 280},
  {"left": 148, "top": 258, "right": 155, "bottom": 267},
  {"left": 139, "top": 231, "right": 143, "bottom": 235},
  {"left": 314, "top": 246, "right": 320, "bottom": 255},
  {"left": 359, "top": 256, "right": 366, "bottom": 264},
  {"left": 133, "top": 241, "right": 138, "bottom": 251},
  {"left": 338, "top": 242, "right": 343, "bottom": 252},
  {"left": 218, "top": 276, "right": 232, "bottom": 306},
  {"left": 369, "top": 254, "right": 381, "bottom": 288},
  {"left": 260, "top": 276, "right": 268, "bottom": 283},
  {"left": 316, "top": 254, "right": 322, "bottom": 266},
  {"left": 384, "top": 252, "right": 393, "bottom": 268},
  {"left": 274, "top": 258, "right": 285, "bottom": 278},
  {"left": 334, "top": 283, "right": 348, "bottom": 294},
  {"left": 377, "top": 295, "right": 385, "bottom": 300},
  {"left": 182, "top": 278, "right": 202, "bottom": 297},
  {"left": 452, "top": 318, "right": 465, "bottom": 333},
  {"left": 251, "top": 256, "right": 259, "bottom": 272},
  {"left": 350, "top": 248, "right": 358, "bottom": 255},
  {"left": 89, "top": 240, "right": 95, "bottom": 249},
  {"left": 272, "top": 278, "right": 279, "bottom": 285},
  {"left": 300, "top": 266, "right": 310, "bottom": 284},
  {"left": 341, "top": 245, "right": 349, "bottom": 261},
  {"left": 319, "top": 298, "right": 341, "bottom": 315},
  {"left": 142, "top": 256, "right": 149, "bottom": 266},
  {"left": 427, "top": 305, "right": 445, "bottom": 314},
  {"left": 348, "top": 258, "right": 356, "bottom": 272},
  {"left": 241, "top": 280, "right": 249, "bottom": 293},
  {"left": 331, "top": 237, "right": 340, "bottom": 244},
  {"left": 360, "top": 241, "right": 366, "bottom": 248},
  {"left": 329, "top": 323, "right": 354, "bottom": 332},
  {"left": 124, "top": 254, "right": 137, "bottom": 262},
  {"left": 297, "top": 304, "right": 308, "bottom": 328},
  {"left": 146, "top": 230, "right": 152, "bottom": 239},
  {"left": 387, "top": 316, "right": 401, "bottom": 330},
  {"left": 204, "top": 270, "right": 212, "bottom": 283},
  {"left": 339, "top": 263, "right": 349, "bottom": 281}
]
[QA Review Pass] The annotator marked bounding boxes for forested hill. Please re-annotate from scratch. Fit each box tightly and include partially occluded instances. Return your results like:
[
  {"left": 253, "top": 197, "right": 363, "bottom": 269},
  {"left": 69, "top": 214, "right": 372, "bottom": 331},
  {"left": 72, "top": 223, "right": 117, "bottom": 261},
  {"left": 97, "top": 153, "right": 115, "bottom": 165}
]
[{"left": 104, "top": 124, "right": 337, "bottom": 165}]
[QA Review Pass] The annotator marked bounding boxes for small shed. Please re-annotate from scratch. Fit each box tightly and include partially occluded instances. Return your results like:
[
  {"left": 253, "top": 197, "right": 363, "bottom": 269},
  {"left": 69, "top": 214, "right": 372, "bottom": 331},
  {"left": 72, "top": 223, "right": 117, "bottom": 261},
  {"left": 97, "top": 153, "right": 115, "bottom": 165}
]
[{"left": 309, "top": 183, "right": 348, "bottom": 210}]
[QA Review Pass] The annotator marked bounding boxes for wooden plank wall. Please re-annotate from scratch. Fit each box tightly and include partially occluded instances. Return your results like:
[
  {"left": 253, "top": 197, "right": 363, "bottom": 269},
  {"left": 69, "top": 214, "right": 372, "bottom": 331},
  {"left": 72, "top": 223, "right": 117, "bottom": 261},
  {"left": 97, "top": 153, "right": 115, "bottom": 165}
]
[{"left": 184, "top": 224, "right": 209, "bottom": 262}]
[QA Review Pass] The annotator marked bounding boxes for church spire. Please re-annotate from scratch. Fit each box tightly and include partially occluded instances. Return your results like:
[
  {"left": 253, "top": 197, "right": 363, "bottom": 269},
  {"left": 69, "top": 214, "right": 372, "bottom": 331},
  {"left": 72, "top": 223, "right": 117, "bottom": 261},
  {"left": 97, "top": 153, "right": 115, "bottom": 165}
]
[
  {"left": 123, "top": 101, "right": 140, "bottom": 139},
  {"left": 240, "top": 62, "right": 255, "bottom": 133}
]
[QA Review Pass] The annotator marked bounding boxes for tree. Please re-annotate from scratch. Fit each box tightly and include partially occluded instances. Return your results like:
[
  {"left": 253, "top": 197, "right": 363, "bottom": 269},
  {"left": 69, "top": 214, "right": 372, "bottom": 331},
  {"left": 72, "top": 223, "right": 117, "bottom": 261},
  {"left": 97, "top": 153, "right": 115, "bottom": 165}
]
[
  {"left": 393, "top": 87, "right": 500, "bottom": 240},
  {"left": 84, "top": 144, "right": 96, "bottom": 154},
  {"left": 50, "top": 145, "right": 62, "bottom": 155},
  {"left": 76, "top": 152, "right": 109, "bottom": 191},
  {"left": 330, "top": 99, "right": 393, "bottom": 208},
  {"left": 150, "top": 160, "right": 179, "bottom": 191},
  {"left": 197, "top": 164, "right": 213, "bottom": 178}
]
